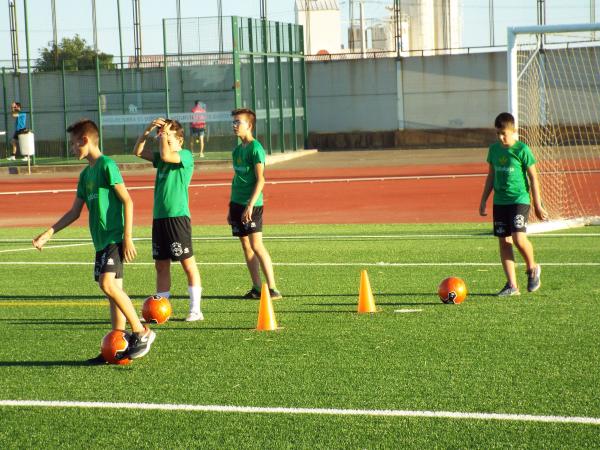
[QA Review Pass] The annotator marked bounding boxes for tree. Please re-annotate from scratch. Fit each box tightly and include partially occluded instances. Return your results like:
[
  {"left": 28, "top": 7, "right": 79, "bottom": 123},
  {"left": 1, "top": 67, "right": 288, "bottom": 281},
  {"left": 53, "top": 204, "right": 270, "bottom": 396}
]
[{"left": 35, "top": 35, "right": 115, "bottom": 71}]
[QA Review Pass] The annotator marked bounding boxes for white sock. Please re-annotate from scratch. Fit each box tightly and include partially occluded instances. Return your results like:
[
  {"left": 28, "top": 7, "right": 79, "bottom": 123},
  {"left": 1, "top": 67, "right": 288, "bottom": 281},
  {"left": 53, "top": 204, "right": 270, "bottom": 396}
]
[
  {"left": 156, "top": 291, "right": 170, "bottom": 299},
  {"left": 188, "top": 286, "right": 202, "bottom": 313}
]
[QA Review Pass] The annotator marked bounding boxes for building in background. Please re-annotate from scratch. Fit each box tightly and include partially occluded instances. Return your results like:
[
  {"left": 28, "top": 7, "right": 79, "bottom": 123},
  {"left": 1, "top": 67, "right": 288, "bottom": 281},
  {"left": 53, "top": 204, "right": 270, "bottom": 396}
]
[
  {"left": 295, "top": 0, "right": 342, "bottom": 55},
  {"left": 401, "top": 0, "right": 462, "bottom": 55}
]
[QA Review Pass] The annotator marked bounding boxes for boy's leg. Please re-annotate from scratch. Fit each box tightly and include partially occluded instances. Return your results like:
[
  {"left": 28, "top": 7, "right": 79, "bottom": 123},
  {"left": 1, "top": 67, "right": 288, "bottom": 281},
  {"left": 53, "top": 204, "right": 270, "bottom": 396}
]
[
  {"left": 240, "top": 235, "right": 262, "bottom": 288},
  {"left": 180, "top": 256, "right": 203, "bottom": 320},
  {"left": 498, "top": 236, "right": 518, "bottom": 289},
  {"left": 109, "top": 278, "right": 127, "bottom": 330},
  {"left": 98, "top": 272, "right": 145, "bottom": 333},
  {"left": 511, "top": 232, "right": 536, "bottom": 271},
  {"left": 155, "top": 259, "right": 172, "bottom": 294},
  {"left": 199, "top": 134, "right": 205, "bottom": 156},
  {"left": 248, "top": 232, "right": 280, "bottom": 297}
]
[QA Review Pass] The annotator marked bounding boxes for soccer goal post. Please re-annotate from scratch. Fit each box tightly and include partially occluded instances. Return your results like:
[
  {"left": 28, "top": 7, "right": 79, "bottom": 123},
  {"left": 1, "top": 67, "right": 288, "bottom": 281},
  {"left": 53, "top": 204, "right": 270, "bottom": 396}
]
[{"left": 507, "top": 23, "right": 600, "bottom": 232}]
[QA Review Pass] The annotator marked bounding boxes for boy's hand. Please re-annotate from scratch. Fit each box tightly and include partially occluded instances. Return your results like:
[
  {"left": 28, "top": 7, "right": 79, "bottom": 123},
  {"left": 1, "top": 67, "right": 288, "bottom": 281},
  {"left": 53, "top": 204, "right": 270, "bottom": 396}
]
[
  {"left": 534, "top": 205, "right": 549, "bottom": 221},
  {"left": 32, "top": 228, "right": 54, "bottom": 250},
  {"left": 242, "top": 205, "right": 254, "bottom": 224},
  {"left": 479, "top": 201, "right": 488, "bottom": 216},
  {"left": 123, "top": 237, "right": 137, "bottom": 263}
]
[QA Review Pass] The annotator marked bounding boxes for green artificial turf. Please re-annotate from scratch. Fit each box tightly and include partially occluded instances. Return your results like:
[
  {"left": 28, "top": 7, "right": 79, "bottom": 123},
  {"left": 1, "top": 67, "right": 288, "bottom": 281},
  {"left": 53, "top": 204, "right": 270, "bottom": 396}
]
[{"left": 0, "top": 224, "right": 599, "bottom": 448}]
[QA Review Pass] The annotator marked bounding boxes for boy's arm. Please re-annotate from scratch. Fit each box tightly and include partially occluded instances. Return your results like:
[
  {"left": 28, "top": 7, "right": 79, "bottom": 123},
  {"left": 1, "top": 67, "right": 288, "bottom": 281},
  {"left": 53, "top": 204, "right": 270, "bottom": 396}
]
[
  {"left": 133, "top": 120, "right": 159, "bottom": 162},
  {"left": 527, "top": 164, "right": 549, "bottom": 220},
  {"left": 242, "top": 162, "right": 265, "bottom": 223},
  {"left": 113, "top": 183, "right": 137, "bottom": 263},
  {"left": 479, "top": 164, "right": 494, "bottom": 216},
  {"left": 159, "top": 121, "right": 181, "bottom": 164},
  {"left": 33, "top": 196, "right": 85, "bottom": 250}
]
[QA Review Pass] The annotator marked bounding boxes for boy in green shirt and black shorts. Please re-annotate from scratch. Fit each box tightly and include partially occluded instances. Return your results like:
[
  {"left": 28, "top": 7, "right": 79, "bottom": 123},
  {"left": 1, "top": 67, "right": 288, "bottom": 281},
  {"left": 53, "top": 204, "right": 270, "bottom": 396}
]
[
  {"left": 33, "top": 119, "right": 155, "bottom": 362},
  {"left": 479, "top": 112, "right": 548, "bottom": 296},
  {"left": 228, "top": 108, "right": 281, "bottom": 300},
  {"left": 134, "top": 118, "right": 203, "bottom": 321}
]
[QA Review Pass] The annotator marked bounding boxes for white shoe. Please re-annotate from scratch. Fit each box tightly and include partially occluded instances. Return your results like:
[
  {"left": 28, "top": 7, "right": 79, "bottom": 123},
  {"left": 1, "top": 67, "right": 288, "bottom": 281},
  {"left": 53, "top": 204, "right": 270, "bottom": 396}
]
[
  {"left": 21, "top": 156, "right": 29, "bottom": 161},
  {"left": 185, "top": 311, "right": 204, "bottom": 322},
  {"left": 6, "top": 156, "right": 15, "bottom": 160},
  {"left": 199, "top": 154, "right": 205, "bottom": 158}
]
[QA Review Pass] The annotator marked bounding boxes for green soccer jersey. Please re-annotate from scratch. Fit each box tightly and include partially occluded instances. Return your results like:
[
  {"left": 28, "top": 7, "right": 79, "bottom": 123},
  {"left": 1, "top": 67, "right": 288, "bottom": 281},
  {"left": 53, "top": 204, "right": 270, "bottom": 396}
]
[
  {"left": 152, "top": 149, "right": 194, "bottom": 219},
  {"left": 76, "top": 155, "right": 124, "bottom": 251},
  {"left": 486, "top": 140, "right": 536, "bottom": 205},
  {"left": 230, "top": 140, "right": 266, "bottom": 206}
]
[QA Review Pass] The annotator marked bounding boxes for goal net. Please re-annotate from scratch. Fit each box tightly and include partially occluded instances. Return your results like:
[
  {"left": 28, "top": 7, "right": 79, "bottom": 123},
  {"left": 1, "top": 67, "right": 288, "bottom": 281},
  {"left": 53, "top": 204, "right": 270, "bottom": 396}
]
[{"left": 508, "top": 24, "right": 600, "bottom": 232}]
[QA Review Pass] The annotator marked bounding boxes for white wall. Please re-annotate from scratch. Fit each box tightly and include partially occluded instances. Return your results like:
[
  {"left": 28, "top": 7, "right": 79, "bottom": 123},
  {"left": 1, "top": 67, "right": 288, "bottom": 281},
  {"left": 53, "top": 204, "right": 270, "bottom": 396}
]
[{"left": 307, "top": 51, "right": 507, "bottom": 133}]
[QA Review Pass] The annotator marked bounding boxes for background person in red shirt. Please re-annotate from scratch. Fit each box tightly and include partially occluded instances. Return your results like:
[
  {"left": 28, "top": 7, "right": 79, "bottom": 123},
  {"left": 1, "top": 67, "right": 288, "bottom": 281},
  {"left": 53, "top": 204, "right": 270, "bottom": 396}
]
[{"left": 190, "top": 100, "right": 206, "bottom": 158}]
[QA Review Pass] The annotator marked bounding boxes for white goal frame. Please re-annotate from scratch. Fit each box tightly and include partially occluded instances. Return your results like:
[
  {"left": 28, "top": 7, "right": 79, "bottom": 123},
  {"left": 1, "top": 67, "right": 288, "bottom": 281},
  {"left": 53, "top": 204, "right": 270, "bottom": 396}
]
[{"left": 507, "top": 23, "right": 600, "bottom": 233}]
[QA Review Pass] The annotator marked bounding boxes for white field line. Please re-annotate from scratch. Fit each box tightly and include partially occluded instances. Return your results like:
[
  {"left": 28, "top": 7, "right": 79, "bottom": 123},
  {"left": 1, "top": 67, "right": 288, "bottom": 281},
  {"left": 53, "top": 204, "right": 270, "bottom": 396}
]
[
  {"left": 0, "top": 261, "right": 599, "bottom": 267},
  {"left": 0, "top": 400, "right": 598, "bottom": 426},
  {"left": 0, "top": 242, "right": 92, "bottom": 254},
  {"left": 0, "top": 174, "right": 485, "bottom": 196},
  {"left": 1, "top": 232, "right": 600, "bottom": 245}
]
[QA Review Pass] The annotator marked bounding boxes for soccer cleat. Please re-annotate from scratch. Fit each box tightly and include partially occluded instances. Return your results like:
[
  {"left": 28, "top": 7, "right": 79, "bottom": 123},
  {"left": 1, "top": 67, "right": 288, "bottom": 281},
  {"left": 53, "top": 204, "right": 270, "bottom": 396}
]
[
  {"left": 6, "top": 155, "right": 15, "bottom": 161},
  {"left": 527, "top": 264, "right": 541, "bottom": 292},
  {"left": 269, "top": 288, "right": 282, "bottom": 300},
  {"left": 127, "top": 327, "right": 156, "bottom": 359},
  {"left": 497, "top": 283, "right": 521, "bottom": 297},
  {"left": 87, "top": 353, "right": 106, "bottom": 365},
  {"left": 185, "top": 311, "right": 204, "bottom": 322},
  {"left": 242, "top": 287, "right": 261, "bottom": 299}
]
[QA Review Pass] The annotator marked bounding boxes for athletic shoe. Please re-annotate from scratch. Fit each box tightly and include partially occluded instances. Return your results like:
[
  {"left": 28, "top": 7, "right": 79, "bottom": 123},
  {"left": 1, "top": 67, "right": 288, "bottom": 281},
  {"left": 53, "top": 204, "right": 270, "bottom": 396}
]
[
  {"left": 87, "top": 353, "right": 106, "bottom": 365},
  {"left": 527, "top": 264, "right": 541, "bottom": 292},
  {"left": 185, "top": 311, "right": 204, "bottom": 322},
  {"left": 6, "top": 155, "right": 15, "bottom": 161},
  {"left": 242, "top": 287, "right": 261, "bottom": 299},
  {"left": 127, "top": 327, "right": 156, "bottom": 359},
  {"left": 199, "top": 154, "right": 205, "bottom": 158},
  {"left": 269, "top": 288, "right": 282, "bottom": 300},
  {"left": 21, "top": 156, "right": 29, "bottom": 161},
  {"left": 497, "top": 283, "right": 520, "bottom": 297}
]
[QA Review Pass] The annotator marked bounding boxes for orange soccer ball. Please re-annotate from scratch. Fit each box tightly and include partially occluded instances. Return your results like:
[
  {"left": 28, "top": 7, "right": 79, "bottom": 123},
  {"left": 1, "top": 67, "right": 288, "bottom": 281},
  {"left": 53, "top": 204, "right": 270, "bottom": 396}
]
[
  {"left": 101, "top": 330, "right": 132, "bottom": 365},
  {"left": 142, "top": 295, "right": 172, "bottom": 324},
  {"left": 438, "top": 277, "right": 468, "bottom": 304}
]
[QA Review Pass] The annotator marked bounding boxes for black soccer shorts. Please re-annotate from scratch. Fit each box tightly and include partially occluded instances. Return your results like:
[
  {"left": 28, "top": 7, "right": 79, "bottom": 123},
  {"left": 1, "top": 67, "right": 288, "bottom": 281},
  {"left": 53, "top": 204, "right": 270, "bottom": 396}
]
[
  {"left": 152, "top": 216, "right": 194, "bottom": 261},
  {"left": 94, "top": 243, "right": 124, "bottom": 282},
  {"left": 229, "top": 202, "right": 263, "bottom": 237},
  {"left": 493, "top": 204, "right": 530, "bottom": 237}
]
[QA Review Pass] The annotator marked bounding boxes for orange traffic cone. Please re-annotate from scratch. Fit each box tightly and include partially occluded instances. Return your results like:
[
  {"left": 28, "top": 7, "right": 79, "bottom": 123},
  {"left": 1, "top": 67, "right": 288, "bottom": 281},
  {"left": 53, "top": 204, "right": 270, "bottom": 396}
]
[
  {"left": 358, "top": 270, "right": 377, "bottom": 313},
  {"left": 256, "top": 283, "right": 278, "bottom": 331}
]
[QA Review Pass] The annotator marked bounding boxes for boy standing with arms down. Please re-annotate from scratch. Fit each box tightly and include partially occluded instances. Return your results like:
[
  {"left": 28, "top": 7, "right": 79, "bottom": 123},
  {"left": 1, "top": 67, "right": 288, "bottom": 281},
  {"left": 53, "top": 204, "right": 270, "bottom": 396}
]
[
  {"left": 479, "top": 112, "right": 548, "bottom": 296},
  {"left": 134, "top": 118, "right": 203, "bottom": 321},
  {"left": 228, "top": 108, "right": 281, "bottom": 300},
  {"left": 33, "top": 119, "right": 155, "bottom": 361}
]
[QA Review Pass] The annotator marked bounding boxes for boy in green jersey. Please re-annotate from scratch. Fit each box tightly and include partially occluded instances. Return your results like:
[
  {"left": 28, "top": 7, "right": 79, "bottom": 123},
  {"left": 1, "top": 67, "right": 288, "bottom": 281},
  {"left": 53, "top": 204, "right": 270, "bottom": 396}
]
[
  {"left": 33, "top": 119, "right": 155, "bottom": 362},
  {"left": 479, "top": 112, "right": 548, "bottom": 296},
  {"left": 228, "top": 108, "right": 281, "bottom": 300},
  {"left": 134, "top": 118, "right": 203, "bottom": 321}
]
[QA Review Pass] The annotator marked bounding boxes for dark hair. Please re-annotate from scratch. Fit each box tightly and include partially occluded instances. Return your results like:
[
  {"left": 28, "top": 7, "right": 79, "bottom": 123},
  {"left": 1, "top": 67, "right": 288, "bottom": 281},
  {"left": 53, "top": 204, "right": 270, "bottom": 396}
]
[
  {"left": 494, "top": 112, "right": 515, "bottom": 130},
  {"left": 66, "top": 119, "right": 99, "bottom": 144},
  {"left": 12, "top": 102, "right": 21, "bottom": 109},
  {"left": 231, "top": 108, "right": 256, "bottom": 131},
  {"left": 194, "top": 100, "right": 201, "bottom": 106},
  {"left": 164, "top": 119, "right": 185, "bottom": 142}
]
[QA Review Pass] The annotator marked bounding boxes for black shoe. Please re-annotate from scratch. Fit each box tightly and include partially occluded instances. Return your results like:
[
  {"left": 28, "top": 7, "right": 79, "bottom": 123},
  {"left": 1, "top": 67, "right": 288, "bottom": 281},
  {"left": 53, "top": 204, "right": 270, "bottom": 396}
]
[
  {"left": 269, "top": 288, "right": 282, "bottom": 300},
  {"left": 87, "top": 353, "right": 106, "bottom": 365},
  {"left": 242, "top": 287, "right": 261, "bottom": 299},
  {"left": 127, "top": 327, "right": 156, "bottom": 360}
]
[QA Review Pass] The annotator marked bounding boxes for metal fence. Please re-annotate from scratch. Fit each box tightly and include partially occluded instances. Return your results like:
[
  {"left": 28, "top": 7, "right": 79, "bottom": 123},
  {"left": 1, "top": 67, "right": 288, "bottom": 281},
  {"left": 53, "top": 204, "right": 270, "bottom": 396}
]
[{"left": 0, "top": 16, "right": 307, "bottom": 161}]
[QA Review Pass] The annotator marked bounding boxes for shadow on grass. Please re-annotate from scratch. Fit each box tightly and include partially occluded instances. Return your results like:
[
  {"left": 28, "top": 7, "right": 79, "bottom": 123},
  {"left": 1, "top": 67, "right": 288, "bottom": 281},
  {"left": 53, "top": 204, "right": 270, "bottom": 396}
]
[{"left": 0, "top": 319, "right": 108, "bottom": 326}]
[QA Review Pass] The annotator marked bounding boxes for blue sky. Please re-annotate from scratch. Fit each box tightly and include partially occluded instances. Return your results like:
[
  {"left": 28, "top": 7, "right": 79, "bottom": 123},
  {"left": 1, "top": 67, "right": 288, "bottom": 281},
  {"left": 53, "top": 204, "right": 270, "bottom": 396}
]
[{"left": 0, "top": 0, "right": 597, "bottom": 63}]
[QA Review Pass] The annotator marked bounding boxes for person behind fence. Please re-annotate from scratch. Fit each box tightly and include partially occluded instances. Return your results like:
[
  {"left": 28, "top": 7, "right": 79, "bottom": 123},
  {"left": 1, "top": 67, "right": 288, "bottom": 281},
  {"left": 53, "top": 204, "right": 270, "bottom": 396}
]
[
  {"left": 228, "top": 108, "right": 282, "bottom": 300},
  {"left": 32, "top": 119, "right": 155, "bottom": 363},
  {"left": 134, "top": 118, "right": 204, "bottom": 322},
  {"left": 7, "top": 102, "right": 28, "bottom": 161},
  {"left": 479, "top": 112, "right": 548, "bottom": 297},
  {"left": 190, "top": 100, "right": 206, "bottom": 158}
]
